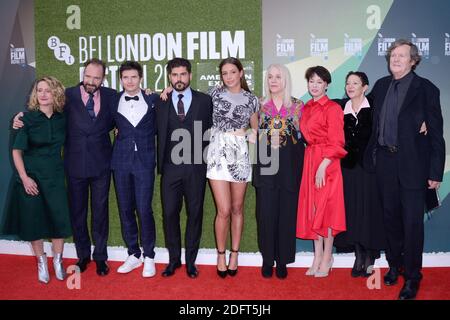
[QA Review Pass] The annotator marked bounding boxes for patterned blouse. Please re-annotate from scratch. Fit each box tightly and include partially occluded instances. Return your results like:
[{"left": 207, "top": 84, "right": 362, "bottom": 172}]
[
  {"left": 208, "top": 86, "right": 259, "bottom": 132},
  {"left": 259, "top": 98, "right": 304, "bottom": 147}
]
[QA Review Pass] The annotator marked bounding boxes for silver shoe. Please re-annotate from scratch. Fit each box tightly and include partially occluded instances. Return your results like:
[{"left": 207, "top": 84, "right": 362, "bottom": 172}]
[
  {"left": 314, "top": 257, "right": 334, "bottom": 278},
  {"left": 53, "top": 253, "right": 66, "bottom": 281},
  {"left": 37, "top": 254, "right": 50, "bottom": 284},
  {"left": 305, "top": 267, "right": 317, "bottom": 276}
]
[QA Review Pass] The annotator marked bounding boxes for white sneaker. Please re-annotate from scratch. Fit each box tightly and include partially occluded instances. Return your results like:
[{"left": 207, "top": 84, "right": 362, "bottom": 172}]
[
  {"left": 117, "top": 255, "right": 142, "bottom": 274},
  {"left": 142, "top": 257, "right": 156, "bottom": 278}
]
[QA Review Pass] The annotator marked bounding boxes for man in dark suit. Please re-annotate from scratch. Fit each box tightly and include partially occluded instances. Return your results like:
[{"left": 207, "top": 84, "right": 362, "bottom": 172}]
[
  {"left": 365, "top": 39, "right": 445, "bottom": 299},
  {"left": 156, "top": 58, "right": 213, "bottom": 278},
  {"left": 111, "top": 61, "right": 159, "bottom": 278},
  {"left": 64, "top": 58, "right": 116, "bottom": 276}
]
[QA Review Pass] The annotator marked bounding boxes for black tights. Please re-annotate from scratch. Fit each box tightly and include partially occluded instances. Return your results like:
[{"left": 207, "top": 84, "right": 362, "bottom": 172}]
[{"left": 354, "top": 243, "right": 376, "bottom": 273}]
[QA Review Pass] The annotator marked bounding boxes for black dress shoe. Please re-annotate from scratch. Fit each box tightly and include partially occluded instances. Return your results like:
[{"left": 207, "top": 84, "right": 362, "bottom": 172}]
[
  {"left": 275, "top": 264, "right": 287, "bottom": 279},
  {"left": 399, "top": 279, "right": 420, "bottom": 300},
  {"left": 186, "top": 265, "right": 199, "bottom": 278},
  {"left": 384, "top": 267, "right": 401, "bottom": 286},
  {"left": 162, "top": 261, "right": 181, "bottom": 277},
  {"left": 95, "top": 260, "right": 110, "bottom": 276},
  {"left": 261, "top": 264, "right": 273, "bottom": 278},
  {"left": 76, "top": 257, "right": 91, "bottom": 273}
]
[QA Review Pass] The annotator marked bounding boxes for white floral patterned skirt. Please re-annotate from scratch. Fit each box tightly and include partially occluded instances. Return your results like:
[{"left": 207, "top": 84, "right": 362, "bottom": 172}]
[{"left": 206, "top": 128, "right": 251, "bottom": 182}]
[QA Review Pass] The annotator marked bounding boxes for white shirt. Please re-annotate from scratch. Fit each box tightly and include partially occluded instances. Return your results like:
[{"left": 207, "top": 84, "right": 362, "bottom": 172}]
[
  {"left": 343, "top": 97, "right": 370, "bottom": 124},
  {"left": 118, "top": 91, "right": 148, "bottom": 127},
  {"left": 118, "top": 91, "right": 148, "bottom": 151}
]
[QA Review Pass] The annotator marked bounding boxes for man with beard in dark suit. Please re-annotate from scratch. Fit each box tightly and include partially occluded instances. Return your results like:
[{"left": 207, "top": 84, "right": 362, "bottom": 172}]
[{"left": 156, "top": 58, "right": 213, "bottom": 278}]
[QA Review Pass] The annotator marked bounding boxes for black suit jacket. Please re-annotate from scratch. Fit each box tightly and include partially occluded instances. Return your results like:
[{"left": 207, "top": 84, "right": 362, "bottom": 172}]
[
  {"left": 155, "top": 89, "right": 213, "bottom": 174},
  {"left": 64, "top": 84, "right": 116, "bottom": 178},
  {"left": 111, "top": 90, "right": 159, "bottom": 172},
  {"left": 364, "top": 72, "right": 445, "bottom": 188},
  {"left": 334, "top": 97, "right": 374, "bottom": 169}
]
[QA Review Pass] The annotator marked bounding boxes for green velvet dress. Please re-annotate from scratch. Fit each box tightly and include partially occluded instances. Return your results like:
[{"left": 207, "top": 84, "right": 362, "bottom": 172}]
[{"left": 2, "top": 110, "right": 72, "bottom": 241}]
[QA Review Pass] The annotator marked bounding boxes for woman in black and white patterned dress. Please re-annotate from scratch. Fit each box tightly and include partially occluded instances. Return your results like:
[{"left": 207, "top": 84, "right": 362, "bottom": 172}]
[{"left": 207, "top": 57, "right": 259, "bottom": 278}]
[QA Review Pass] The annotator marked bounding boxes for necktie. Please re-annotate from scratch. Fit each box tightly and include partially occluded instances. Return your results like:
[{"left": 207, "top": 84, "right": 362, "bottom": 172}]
[
  {"left": 125, "top": 96, "right": 139, "bottom": 101},
  {"left": 177, "top": 94, "right": 185, "bottom": 121},
  {"left": 86, "top": 93, "right": 96, "bottom": 120},
  {"left": 384, "top": 80, "right": 400, "bottom": 146}
]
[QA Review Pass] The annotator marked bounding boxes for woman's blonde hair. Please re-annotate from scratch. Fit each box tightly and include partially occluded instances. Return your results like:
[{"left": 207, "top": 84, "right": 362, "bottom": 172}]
[
  {"left": 28, "top": 76, "right": 66, "bottom": 112},
  {"left": 262, "top": 64, "right": 292, "bottom": 108}
]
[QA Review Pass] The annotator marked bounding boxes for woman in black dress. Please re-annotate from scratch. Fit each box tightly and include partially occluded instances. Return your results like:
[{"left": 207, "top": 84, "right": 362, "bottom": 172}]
[
  {"left": 334, "top": 71, "right": 386, "bottom": 277},
  {"left": 253, "top": 64, "right": 304, "bottom": 279}
]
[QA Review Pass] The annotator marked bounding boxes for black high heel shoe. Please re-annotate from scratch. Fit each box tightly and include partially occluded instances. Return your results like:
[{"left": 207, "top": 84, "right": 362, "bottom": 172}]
[
  {"left": 351, "top": 258, "right": 365, "bottom": 277},
  {"left": 363, "top": 255, "right": 376, "bottom": 278},
  {"left": 227, "top": 249, "right": 239, "bottom": 276},
  {"left": 216, "top": 250, "right": 227, "bottom": 278},
  {"left": 351, "top": 244, "right": 365, "bottom": 277}
]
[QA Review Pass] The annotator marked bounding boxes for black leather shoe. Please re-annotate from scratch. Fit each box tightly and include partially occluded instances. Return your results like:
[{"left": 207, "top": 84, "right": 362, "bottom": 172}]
[
  {"left": 186, "top": 265, "right": 199, "bottom": 278},
  {"left": 275, "top": 264, "right": 287, "bottom": 279},
  {"left": 384, "top": 267, "right": 401, "bottom": 286},
  {"left": 162, "top": 261, "right": 181, "bottom": 277},
  {"left": 399, "top": 280, "right": 420, "bottom": 300},
  {"left": 261, "top": 263, "right": 273, "bottom": 278},
  {"left": 95, "top": 260, "right": 109, "bottom": 276},
  {"left": 76, "top": 257, "right": 91, "bottom": 273}
]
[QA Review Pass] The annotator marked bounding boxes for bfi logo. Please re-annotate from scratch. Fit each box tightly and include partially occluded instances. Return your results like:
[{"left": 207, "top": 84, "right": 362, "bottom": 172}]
[
  {"left": 47, "top": 36, "right": 75, "bottom": 65},
  {"left": 377, "top": 34, "right": 395, "bottom": 56},
  {"left": 310, "top": 34, "right": 328, "bottom": 60}
]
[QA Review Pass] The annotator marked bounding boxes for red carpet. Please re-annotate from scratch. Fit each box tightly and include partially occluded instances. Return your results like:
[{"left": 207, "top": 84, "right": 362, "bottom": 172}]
[{"left": 1, "top": 254, "right": 449, "bottom": 300}]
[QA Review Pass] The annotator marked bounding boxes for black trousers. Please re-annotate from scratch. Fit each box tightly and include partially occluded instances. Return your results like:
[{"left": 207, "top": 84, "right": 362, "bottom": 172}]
[
  {"left": 67, "top": 172, "right": 111, "bottom": 261},
  {"left": 256, "top": 186, "right": 298, "bottom": 266},
  {"left": 161, "top": 164, "right": 207, "bottom": 267},
  {"left": 376, "top": 148, "right": 425, "bottom": 281}
]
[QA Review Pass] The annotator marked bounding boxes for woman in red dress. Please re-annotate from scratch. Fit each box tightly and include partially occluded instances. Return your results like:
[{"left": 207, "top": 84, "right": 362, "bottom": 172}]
[{"left": 296, "top": 66, "right": 347, "bottom": 278}]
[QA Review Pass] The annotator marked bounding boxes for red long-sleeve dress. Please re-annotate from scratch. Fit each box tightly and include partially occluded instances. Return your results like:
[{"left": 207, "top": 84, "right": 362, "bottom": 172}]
[{"left": 296, "top": 96, "right": 347, "bottom": 239}]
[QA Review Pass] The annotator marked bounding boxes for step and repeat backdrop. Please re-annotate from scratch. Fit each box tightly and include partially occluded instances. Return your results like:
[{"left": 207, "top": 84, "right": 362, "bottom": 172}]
[
  {"left": 262, "top": 0, "right": 450, "bottom": 252},
  {"left": 1, "top": 0, "right": 449, "bottom": 252}
]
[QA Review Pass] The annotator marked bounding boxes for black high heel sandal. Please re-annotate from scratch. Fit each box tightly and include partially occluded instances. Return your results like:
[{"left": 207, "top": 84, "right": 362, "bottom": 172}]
[
  {"left": 227, "top": 249, "right": 239, "bottom": 276},
  {"left": 217, "top": 250, "right": 227, "bottom": 278},
  {"left": 351, "top": 243, "right": 365, "bottom": 278},
  {"left": 363, "top": 254, "right": 376, "bottom": 278}
]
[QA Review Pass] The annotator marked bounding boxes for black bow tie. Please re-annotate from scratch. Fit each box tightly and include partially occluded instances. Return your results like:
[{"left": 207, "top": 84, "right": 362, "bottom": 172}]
[{"left": 125, "top": 96, "right": 139, "bottom": 101}]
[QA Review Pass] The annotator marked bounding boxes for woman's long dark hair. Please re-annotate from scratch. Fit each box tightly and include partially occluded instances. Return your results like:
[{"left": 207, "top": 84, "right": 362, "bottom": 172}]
[{"left": 219, "top": 57, "right": 251, "bottom": 92}]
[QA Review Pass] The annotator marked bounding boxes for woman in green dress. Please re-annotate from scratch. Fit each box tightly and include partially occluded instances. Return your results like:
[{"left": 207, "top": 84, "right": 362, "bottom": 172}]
[{"left": 2, "top": 76, "right": 72, "bottom": 283}]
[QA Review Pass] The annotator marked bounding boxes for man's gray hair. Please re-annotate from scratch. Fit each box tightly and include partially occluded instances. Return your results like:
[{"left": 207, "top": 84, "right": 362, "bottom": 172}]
[{"left": 385, "top": 39, "right": 421, "bottom": 70}]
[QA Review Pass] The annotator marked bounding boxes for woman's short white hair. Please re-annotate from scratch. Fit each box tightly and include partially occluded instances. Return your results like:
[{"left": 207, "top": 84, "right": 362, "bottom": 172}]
[{"left": 262, "top": 64, "right": 293, "bottom": 108}]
